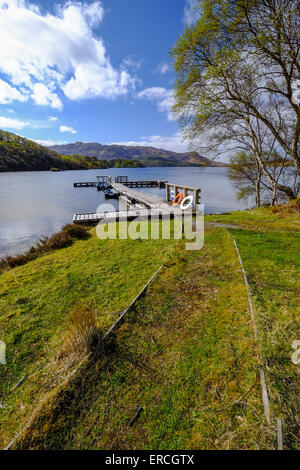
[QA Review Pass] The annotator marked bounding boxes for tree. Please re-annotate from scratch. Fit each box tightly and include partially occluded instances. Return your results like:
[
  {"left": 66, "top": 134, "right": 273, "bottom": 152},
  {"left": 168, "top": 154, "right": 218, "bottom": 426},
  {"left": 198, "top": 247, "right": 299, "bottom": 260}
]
[
  {"left": 228, "top": 151, "right": 263, "bottom": 206},
  {"left": 229, "top": 0, "right": 300, "bottom": 173},
  {"left": 229, "top": 150, "right": 299, "bottom": 207},
  {"left": 171, "top": 0, "right": 300, "bottom": 190}
]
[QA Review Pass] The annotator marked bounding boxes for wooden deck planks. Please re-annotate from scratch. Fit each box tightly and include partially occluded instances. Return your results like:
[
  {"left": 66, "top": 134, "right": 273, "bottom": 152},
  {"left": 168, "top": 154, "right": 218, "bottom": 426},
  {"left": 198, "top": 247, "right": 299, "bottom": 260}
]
[
  {"left": 73, "top": 207, "right": 190, "bottom": 224},
  {"left": 74, "top": 180, "right": 167, "bottom": 189},
  {"left": 111, "top": 182, "right": 169, "bottom": 209},
  {"left": 73, "top": 179, "right": 199, "bottom": 225}
]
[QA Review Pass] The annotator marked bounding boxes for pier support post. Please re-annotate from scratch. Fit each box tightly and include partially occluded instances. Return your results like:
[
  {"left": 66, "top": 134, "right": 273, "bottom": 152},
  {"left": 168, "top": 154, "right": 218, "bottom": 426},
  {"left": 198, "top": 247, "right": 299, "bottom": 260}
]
[
  {"left": 193, "top": 189, "right": 200, "bottom": 213},
  {"left": 166, "top": 184, "right": 170, "bottom": 202}
]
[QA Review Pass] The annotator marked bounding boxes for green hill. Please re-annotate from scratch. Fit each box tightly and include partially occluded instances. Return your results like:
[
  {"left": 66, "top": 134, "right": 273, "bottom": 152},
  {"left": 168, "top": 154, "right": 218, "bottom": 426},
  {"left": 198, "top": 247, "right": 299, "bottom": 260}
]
[{"left": 0, "top": 130, "right": 144, "bottom": 172}]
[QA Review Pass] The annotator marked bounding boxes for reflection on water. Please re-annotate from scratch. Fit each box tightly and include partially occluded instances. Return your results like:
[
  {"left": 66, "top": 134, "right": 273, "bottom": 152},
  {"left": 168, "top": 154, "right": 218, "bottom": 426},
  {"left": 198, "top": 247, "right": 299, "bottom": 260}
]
[{"left": 0, "top": 167, "right": 248, "bottom": 257}]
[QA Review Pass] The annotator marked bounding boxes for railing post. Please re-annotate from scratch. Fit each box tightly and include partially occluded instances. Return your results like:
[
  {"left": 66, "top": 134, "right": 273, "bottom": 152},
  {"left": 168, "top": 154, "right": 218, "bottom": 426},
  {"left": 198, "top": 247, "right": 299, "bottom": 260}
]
[
  {"left": 166, "top": 184, "right": 170, "bottom": 202},
  {"left": 193, "top": 189, "right": 198, "bottom": 212}
]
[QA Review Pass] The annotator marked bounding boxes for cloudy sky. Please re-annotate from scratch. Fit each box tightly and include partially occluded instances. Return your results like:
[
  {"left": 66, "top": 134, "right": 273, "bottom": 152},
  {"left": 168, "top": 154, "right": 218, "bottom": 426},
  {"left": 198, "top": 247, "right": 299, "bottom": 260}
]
[{"left": 0, "top": 0, "right": 199, "bottom": 152}]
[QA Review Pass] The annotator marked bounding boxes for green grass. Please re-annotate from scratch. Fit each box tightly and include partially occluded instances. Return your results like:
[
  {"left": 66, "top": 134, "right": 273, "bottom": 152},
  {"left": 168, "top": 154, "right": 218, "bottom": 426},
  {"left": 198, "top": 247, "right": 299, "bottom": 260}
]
[
  {"left": 16, "top": 230, "right": 270, "bottom": 450},
  {"left": 0, "top": 223, "right": 177, "bottom": 448},
  {"left": 1, "top": 203, "right": 299, "bottom": 450},
  {"left": 229, "top": 229, "right": 300, "bottom": 449},
  {"left": 206, "top": 204, "right": 300, "bottom": 448},
  {"left": 206, "top": 202, "right": 300, "bottom": 232}
]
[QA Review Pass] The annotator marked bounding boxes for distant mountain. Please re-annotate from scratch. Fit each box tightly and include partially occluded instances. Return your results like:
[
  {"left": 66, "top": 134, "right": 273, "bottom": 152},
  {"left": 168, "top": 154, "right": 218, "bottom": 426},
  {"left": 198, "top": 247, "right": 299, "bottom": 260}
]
[
  {"left": 0, "top": 130, "right": 144, "bottom": 172},
  {"left": 49, "top": 142, "right": 214, "bottom": 167}
]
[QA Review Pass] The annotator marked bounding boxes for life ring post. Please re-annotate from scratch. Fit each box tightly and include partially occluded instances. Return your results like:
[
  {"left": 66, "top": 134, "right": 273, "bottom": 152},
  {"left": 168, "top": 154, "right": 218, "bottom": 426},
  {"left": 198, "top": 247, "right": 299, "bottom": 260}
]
[{"left": 165, "top": 183, "right": 201, "bottom": 212}]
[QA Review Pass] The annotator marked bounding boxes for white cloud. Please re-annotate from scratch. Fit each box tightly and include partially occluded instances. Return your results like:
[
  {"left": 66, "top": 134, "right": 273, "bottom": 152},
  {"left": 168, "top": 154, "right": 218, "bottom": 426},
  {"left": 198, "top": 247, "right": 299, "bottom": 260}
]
[
  {"left": 0, "top": 115, "right": 29, "bottom": 130},
  {"left": 122, "top": 57, "right": 142, "bottom": 71},
  {"left": 183, "top": 0, "right": 200, "bottom": 26},
  {"left": 154, "top": 62, "right": 170, "bottom": 75},
  {"left": 49, "top": 116, "right": 58, "bottom": 121},
  {"left": 60, "top": 125, "right": 77, "bottom": 134},
  {"left": 63, "top": 63, "right": 134, "bottom": 100},
  {"left": 137, "top": 87, "right": 175, "bottom": 121},
  {"left": 31, "top": 83, "right": 62, "bottom": 110},
  {"left": 34, "top": 138, "right": 68, "bottom": 146},
  {"left": 109, "top": 132, "right": 190, "bottom": 153},
  {"left": 0, "top": 78, "right": 28, "bottom": 104},
  {"left": 0, "top": 0, "right": 135, "bottom": 107}
]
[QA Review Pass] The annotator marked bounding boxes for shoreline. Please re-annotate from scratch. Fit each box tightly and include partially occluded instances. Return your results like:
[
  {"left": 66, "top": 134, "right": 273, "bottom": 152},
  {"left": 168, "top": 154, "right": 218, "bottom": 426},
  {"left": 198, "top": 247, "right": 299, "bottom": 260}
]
[
  {"left": 0, "top": 163, "right": 228, "bottom": 173},
  {"left": 0, "top": 166, "right": 245, "bottom": 259}
]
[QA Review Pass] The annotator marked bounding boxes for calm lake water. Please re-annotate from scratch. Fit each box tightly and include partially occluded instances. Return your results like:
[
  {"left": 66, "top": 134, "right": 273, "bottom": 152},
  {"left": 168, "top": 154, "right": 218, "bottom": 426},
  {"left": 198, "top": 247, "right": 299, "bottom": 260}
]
[{"left": 0, "top": 167, "right": 249, "bottom": 257}]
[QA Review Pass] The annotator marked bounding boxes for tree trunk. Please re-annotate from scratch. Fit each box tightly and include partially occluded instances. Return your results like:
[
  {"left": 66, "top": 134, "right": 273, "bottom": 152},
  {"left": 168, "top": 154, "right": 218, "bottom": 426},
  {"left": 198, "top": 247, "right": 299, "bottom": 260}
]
[
  {"left": 255, "top": 166, "right": 261, "bottom": 208},
  {"left": 271, "top": 186, "right": 278, "bottom": 206}
]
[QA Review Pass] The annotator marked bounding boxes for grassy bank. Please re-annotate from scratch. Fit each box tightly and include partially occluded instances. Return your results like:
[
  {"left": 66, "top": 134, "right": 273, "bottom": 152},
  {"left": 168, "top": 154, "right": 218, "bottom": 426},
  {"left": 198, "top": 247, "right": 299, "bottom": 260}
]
[
  {"left": 16, "top": 229, "right": 268, "bottom": 450},
  {"left": 0, "top": 223, "right": 177, "bottom": 448},
  {"left": 1, "top": 203, "right": 299, "bottom": 449},
  {"left": 227, "top": 229, "right": 300, "bottom": 449},
  {"left": 207, "top": 203, "right": 300, "bottom": 449},
  {"left": 207, "top": 198, "right": 300, "bottom": 232}
]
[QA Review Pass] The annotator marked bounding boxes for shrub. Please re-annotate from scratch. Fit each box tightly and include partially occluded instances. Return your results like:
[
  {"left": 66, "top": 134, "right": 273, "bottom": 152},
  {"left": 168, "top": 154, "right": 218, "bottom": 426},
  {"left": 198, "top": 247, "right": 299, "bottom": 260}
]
[
  {"left": 6, "top": 254, "right": 29, "bottom": 268},
  {"left": 47, "top": 231, "right": 73, "bottom": 250},
  {"left": 63, "top": 307, "right": 100, "bottom": 358},
  {"left": 0, "top": 224, "right": 89, "bottom": 274},
  {"left": 62, "top": 223, "right": 89, "bottom": 240},
  {"left": 272, "top": 197, "right": 300, "bottom": 215}
]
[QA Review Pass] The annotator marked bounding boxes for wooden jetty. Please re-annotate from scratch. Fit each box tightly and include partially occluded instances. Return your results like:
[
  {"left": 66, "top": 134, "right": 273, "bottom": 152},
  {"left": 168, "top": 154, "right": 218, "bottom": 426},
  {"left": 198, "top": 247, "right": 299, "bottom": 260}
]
[
  {"left": 74, "top": 178, "right": 167, "bottom": 189},
  {"left": 74, "top": 176, "right": 111, "bottom": 188},
  {"left": 74, "top": 209, "right": 145, "bottom": 224},
  {"left": 73, "top": 182, "right": 172, "bottom": 224},
  {"left": 122, "top": 180, "right": 166, "bottom": 188},
  {"left": 110, "top": 182, "right": 169, "bottom": 209},
  {"left": 110, "top": 181, "right": 201, "bottom": 209},
  {"left": 114, "top": 176, "right": 167, "bottom": 188},
  {"left": 97, "top": 176, "right": 111, "bottom": 182},
  {"left": 74, "top": 181, "right": 97, "bottom": 188},
  {"left": 73, "top": 177, "right": 201, "bottom": 225},
  {"left": 73, "top": 208, "right": 183, "bottom": 225},
  {"left": 165, "top": 183, "right": 201, "bottom": 206}
]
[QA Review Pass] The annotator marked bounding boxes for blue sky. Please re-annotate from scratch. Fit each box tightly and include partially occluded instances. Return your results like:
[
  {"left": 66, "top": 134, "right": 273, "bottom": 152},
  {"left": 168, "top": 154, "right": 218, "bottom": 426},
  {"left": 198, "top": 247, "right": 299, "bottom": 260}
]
[{"left": 0, "top": 0, "right": 199, "bottom": 152}]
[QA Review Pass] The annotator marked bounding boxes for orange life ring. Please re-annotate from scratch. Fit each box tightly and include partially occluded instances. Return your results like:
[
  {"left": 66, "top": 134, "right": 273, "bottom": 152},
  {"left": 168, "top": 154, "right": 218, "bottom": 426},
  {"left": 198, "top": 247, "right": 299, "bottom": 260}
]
[{"left": 172, "top": 192, "right": 184, "bottom": 206}]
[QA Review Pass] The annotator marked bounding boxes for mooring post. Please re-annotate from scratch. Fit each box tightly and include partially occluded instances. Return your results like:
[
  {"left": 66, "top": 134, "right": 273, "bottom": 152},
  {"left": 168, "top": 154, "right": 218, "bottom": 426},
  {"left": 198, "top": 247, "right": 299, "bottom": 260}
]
[
  {"left": 193, "top": 189, "right": 199, "bottom": 213},
  {"left": 166, "top": 184, "right": 170, "bottom": 202}
]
